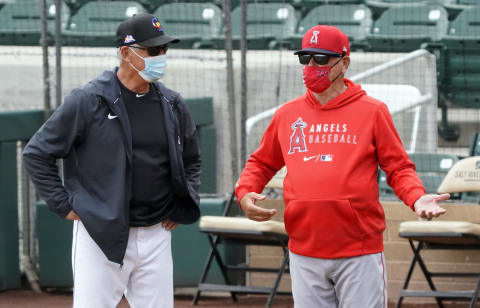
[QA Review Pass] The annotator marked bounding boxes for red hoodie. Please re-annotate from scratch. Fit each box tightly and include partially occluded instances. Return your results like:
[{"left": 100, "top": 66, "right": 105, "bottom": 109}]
[{"left": 235, "top": 79, "right": 425, "bottom": 259}]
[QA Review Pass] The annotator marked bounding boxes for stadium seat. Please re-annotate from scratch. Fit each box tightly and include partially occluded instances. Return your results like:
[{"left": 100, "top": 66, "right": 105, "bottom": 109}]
[
  {"left": 63, "top": 0, "right": 90, "bottom": 15},
  {"left": 366, "top": 4, "right": 448, "bottom": 52},
  {"left": 427, "top": 6, "right": 480, "bottom": 140},
  {"left": 219, "top": 0, "right": 296, "bottom": 11},
  {"left": 378, "top": 153, "right": 459, "bottom": 197},
  {"left": 441, "top": 4, "right": 480, "bottom": 101},
  {"left": 152, "top": 3, "right": 222, "bottom": 49},
  {"left": 207, "top": 3, "right": 297, "bottom": 50},
  {"left": 457, "top": 0, "right": 478, "bottom": 4},
  {"left": 292, "top": 0, "right": 364, "bottom": 13},
  {"left": 286, "top": 4, "right": 372, "bottom": 51},
  {"left": 0, "top": 0, "right": 14, "bottom": 11},
  {"left": 0, "top": 0, "right": 70, "bottom": 46},
  {"left": 135, "top": 0, "right": 168, "bottom": 13},
  {"left": 409, "top": 153, "right": 459, "bottom": 194},
  {"left": 62, "top": 1, "right": 147, "bottom": 47},
  {"left": 365, "top": 0, "right": 456, "bottom": 20}
]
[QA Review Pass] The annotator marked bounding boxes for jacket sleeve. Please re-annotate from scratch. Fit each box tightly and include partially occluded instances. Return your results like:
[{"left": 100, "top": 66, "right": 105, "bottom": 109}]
[
  {"left": 235, "top": 113, "right": 285, "bottom": 204},
  {"left": 178, "top": 96, "right": 201, "bottom": 198},
  {"left": 22, "top": 89, "right": 90, "bottom": 218},
  {"left": 374, "top": 103, "right": 425, "bottom": 210}
]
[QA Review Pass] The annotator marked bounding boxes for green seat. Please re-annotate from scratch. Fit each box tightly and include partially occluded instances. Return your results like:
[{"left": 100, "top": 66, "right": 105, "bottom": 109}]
[
  {"left": 293, "top": 0, "right": 364, "bottom": 12},
  {"left": 153, "top": 3, "right": 222, "bottom": 49},
  {"left": 425, "top": 6, "right": 480, "bottom": 140},
  {"left": 457, "top": 0, "right": 478, "bottom": 4},
  {"left": 0, "top": 0, "right": 15, "bottom": 11},
  {"left": 379, "top": 153, "right": 459, "bottom": 197},
  {"left": 135, "top": 0, "right": 169, "bottom": 13},
  {"left": 210, "top": 3, "right": 297, "bottom": 50},
  {"left": 410, "top": 153, "right": 459, "bottom": 194},
  {"left": 437, "top": 6, "right": 480, "bottom": 110},
  {"left": 216, "top": 0, "right": 296, "bottom": 11},
  {"left": 366, "top": 4, "right": 448, "bottom": 52},
  {"left": 365, "top": 0, "right": 456, "bottom": 20},
  {"left": 63, "top": 0, "right": 90, "bottom": 15},
  {"left": 0, "top": 0, "right": 70, "bottom": 46},
  {"left": 287, "top": 4, "right": 372, "bottom": 51},
  {"left": 62, "top": 1, "right": 146, "bottom": 47},
  {"left": 63, "top": 0, "right": 166, "bottom": 16}
]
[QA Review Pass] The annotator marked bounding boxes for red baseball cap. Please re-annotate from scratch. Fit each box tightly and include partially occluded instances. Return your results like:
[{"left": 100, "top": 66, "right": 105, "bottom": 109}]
[{"left": 294, "top": 25, "right": 350, "bottom": 57}]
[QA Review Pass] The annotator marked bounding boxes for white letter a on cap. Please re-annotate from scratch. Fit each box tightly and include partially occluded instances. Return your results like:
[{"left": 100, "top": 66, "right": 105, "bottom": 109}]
[{"left": 310, "top": 30, "right": 319, "bottom": 44}]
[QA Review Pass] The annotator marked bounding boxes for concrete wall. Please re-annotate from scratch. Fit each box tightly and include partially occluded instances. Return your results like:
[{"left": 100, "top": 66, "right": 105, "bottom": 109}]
[{"left": 251, "top": 199, "right": 480, "bottom": 304}]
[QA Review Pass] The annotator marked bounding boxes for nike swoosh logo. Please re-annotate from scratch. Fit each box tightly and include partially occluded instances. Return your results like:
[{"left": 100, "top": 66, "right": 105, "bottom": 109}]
[
  {"left": 136, "top": 93, "right": 147, "bottom": 98},
  {"left": 107, "top": 113, "right": 118, "bottom": 120},
  {"left": 303, "top": 155, "right": 319, "bottom": 162}
]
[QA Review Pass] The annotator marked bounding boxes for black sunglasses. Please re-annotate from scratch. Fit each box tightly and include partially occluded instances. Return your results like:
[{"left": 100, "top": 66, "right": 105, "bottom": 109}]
[
  {"left": 298, "top": 54, "right": 341, "bottom": 65},
  {"left": 131, "top": 45, "right": 168, "bottom": 56}
]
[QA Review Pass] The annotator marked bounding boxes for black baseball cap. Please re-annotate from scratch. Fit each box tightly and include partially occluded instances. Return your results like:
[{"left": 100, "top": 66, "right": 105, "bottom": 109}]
[{"left": 116, "top": 13, "right": 180, "bottom": 48}]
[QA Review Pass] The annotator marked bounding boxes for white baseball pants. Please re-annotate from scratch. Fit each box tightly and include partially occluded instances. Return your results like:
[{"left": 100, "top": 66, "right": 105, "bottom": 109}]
[
  {"left": 289, "top": 251, "right": 387, "bottom": 308},
  {"left": 71, "top": 220, "right": 173, "bottom": 308}
]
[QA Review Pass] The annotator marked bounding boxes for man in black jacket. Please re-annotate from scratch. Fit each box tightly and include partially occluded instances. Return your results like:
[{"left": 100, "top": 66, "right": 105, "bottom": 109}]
[{"left": 23, "top": 13, "right": 201, "bottom": 308}]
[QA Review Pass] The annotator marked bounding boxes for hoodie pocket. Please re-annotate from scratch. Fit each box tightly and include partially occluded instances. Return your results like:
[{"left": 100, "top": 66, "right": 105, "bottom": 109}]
[{"left": 284, "top": 199, "right": 366, "bottom": 257}]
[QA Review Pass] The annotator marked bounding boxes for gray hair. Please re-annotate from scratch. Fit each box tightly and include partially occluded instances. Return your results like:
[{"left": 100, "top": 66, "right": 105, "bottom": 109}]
[{"left": 117, "top": 47, "right": 123, "bottom": 64}]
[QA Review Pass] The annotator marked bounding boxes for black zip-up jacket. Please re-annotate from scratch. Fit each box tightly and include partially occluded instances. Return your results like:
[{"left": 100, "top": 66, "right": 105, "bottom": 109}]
[{"left": 23, "top": 68, "right": 201, "bottom": 264}]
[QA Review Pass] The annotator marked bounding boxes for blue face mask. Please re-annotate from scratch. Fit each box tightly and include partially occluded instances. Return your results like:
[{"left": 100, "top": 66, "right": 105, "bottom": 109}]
[{"left": 128, "top": 47, "right": 166, "bottom": 82}]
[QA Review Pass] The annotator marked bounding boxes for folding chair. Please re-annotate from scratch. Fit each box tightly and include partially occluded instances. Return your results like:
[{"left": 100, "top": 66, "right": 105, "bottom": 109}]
[
  {"left": 396, "top": 156, "right": 480, "bottom": 308},
  {"left": 193, "top": 168, "right": 290, "bottom": 307}
]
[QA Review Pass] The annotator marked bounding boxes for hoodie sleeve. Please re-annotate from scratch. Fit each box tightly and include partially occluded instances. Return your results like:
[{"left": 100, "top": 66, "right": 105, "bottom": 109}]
[
  {"left": 374, "top": 103, "right": 425, "bottom": 210},
  {"left": 235, "top": 114, "right": 285, "bottom": 205},
  {"left": 22, "top": 89, "right": 90, "bottom": 218}
]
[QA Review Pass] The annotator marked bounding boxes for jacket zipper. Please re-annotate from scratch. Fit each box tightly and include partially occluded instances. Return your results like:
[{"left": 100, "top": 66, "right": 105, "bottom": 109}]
[{"left": 160, "top": 94, "right": 181, "bottom": 146}]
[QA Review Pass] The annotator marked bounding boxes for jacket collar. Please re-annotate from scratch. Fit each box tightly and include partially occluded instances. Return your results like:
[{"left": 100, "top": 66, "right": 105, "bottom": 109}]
[{"left": 86, "top": 67, "right": 122, "bottom": 103}]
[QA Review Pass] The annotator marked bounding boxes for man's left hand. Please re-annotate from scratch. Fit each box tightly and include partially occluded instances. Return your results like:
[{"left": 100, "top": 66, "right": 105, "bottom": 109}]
[
  {"left": 414, "top": 193, "right": 450, "bottom": 219},
  {"left": 162, "top": 219, "right": 178, "bottom": 231}
]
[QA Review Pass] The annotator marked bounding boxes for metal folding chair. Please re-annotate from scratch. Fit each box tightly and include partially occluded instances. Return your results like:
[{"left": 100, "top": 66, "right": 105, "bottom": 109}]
[
  {"left": 193, "top": 168, "right": 290, "bottom": 307},
  {"left": 396, "top": 157, "right": 480, "bottom": 308}
]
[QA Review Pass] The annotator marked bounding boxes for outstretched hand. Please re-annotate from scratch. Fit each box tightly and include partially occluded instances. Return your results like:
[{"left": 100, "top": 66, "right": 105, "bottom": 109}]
[
  {"left": 414, "top": 193, "right": 450, "bottom": 219},
  {"left": 240, "top": 192, "right": 277, "bottom": 222}
]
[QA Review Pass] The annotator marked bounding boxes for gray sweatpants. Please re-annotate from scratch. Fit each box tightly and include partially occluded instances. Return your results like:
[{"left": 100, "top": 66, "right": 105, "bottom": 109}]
[{"left": 289, "top": 251, "right": 387, "bottom": 308}]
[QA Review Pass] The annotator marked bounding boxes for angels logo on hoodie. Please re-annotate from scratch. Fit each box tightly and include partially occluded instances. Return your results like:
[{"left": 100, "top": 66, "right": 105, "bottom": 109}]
[{"left": 288, "top": 117, "right": 308, "bottom": 154}]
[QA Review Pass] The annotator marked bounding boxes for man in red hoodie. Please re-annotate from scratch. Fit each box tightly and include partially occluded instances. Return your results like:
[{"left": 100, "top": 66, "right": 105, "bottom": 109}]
[{"left": 235, "top": 25, "right": 450, "bottom": 307}]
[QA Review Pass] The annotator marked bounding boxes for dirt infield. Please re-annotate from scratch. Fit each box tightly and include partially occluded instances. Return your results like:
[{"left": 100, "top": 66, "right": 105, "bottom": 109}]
[
  {"left": 0, "top": 290, "right": 474, "bottom": 308},
  {"left": 0, "top": 290, "right": 295, "bottom": 308}
]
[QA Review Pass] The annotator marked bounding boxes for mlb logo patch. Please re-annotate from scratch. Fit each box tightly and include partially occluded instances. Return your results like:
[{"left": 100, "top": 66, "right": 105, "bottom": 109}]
[
  {"left": 124, "top": 35, "right": 135, "bottom": 44},
  {"left": 320, "top": 154, "right": 333, "bottom": 161}
]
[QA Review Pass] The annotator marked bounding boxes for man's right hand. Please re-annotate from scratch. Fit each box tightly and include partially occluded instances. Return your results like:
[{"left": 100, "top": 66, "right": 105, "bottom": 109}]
[
  {"left": 240, "top": 192, "right": 277, "bottom": 222},
  {"left": 66, "top": 210, "right": 80, "bottom": 221}
]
